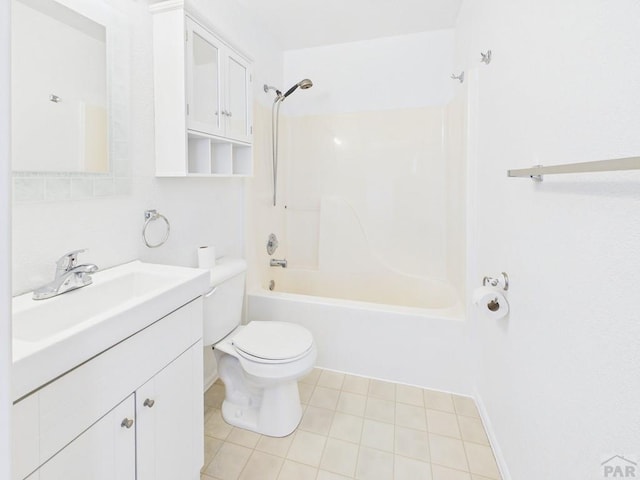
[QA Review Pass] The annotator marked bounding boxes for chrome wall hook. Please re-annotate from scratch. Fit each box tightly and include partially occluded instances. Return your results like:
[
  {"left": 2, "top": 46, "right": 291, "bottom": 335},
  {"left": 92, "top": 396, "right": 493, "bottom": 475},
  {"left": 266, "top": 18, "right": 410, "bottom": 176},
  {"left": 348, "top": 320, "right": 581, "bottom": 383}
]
[
  {"left": 450, "top": 71, "right": 464, "bottom": 83},
  {"left": 480, "top": 50, "right": 492, "bottom": 64}
]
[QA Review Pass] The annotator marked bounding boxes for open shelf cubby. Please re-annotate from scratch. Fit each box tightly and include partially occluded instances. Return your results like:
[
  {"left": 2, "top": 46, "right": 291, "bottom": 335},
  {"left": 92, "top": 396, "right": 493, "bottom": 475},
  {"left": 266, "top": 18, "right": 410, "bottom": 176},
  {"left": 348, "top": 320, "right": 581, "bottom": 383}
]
[{"left": 186, "top": 131, "right": 252, "bottom": 177}]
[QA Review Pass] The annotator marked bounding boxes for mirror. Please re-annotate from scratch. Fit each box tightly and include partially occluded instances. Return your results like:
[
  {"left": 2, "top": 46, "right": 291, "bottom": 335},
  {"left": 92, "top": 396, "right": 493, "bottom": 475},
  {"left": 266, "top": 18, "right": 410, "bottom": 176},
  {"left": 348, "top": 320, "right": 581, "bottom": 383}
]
[{"left": 11, "top": 0, "right": 129, "bottom": 182}]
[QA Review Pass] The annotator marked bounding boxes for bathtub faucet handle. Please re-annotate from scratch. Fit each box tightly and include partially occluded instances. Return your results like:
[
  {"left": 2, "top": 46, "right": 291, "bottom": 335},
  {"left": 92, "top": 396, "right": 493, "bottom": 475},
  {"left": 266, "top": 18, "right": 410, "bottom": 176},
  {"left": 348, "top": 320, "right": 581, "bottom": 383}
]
[{"left": 270, "top": 258, "right": 287, "bottom": 268}]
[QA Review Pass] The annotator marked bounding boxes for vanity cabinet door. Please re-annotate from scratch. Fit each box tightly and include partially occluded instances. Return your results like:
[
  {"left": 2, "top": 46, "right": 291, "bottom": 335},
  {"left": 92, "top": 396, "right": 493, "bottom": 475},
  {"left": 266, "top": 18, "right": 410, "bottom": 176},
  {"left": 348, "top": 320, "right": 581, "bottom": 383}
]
[
  {"left": 186, "top": 18, "right": 223, "bottom": 137},
  {"left": 37, "top": 395, "right": 135, "bottom": 480},
  {"left": 136, "top": 342, "right": 204, "bottom": 480}
]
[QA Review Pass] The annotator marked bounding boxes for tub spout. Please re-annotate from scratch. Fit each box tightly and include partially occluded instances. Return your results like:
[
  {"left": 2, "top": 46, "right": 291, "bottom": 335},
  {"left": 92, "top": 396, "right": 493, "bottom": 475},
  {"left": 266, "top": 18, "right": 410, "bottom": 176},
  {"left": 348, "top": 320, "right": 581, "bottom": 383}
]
[{"left": 270, "top": 258, "right": 287, "bottom": 268}]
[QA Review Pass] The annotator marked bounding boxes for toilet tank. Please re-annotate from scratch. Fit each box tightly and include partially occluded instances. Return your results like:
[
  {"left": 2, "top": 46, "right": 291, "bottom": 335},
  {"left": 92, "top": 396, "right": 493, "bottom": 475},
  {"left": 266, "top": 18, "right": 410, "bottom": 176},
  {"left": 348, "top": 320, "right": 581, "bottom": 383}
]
[{"left": 202, "top": 258, "right": 247, "bottom": 346}]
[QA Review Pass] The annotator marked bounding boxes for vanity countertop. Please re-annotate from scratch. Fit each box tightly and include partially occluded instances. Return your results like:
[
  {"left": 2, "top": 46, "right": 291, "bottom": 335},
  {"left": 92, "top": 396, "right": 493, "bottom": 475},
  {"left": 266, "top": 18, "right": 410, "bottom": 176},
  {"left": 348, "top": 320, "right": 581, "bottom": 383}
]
[{"left": 12, "top": 261, "right": 209, "bottom": 401}]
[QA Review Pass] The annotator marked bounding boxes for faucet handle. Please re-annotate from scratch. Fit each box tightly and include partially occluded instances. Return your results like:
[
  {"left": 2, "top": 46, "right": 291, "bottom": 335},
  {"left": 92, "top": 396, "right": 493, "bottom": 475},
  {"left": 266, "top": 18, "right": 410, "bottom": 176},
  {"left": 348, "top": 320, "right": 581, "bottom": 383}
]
[{"left": 55, "top": 249, "right": 86, "bottom": 275}]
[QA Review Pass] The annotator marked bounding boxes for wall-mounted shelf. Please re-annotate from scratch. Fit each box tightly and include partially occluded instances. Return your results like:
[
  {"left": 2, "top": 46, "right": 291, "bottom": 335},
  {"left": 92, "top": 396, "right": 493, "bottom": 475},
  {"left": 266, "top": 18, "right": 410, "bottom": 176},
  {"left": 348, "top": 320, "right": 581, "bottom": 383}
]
[
  {"left": 507, "top": 156, "right": 640, "bottom": 182},
  {"left": 187, "top": 131, "right": 252, "bottom": 176}
]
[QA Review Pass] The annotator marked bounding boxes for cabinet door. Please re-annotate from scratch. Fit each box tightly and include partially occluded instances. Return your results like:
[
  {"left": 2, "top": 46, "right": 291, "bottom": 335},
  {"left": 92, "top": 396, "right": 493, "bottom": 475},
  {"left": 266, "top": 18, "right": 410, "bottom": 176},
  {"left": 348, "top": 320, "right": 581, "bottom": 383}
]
[
  {"left": 225, "top": 52, "right": 252, "bottom": 143},
  {"left": 136, "top": 344, "right": 203, "bottom": 480},
  {"left": 37, "top": 395, "right": 135, "bottom": 480},
  {"left": 186, "top": 18, "right": 223, "bottom": 136}
]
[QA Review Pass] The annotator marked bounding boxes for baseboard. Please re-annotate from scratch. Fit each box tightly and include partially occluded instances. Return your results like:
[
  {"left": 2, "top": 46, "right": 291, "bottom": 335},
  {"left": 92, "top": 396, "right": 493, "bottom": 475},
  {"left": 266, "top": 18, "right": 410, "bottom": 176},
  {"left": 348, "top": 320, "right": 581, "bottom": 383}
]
[{"left": 474, "top": 392, "right": 512, "bottom": 480}]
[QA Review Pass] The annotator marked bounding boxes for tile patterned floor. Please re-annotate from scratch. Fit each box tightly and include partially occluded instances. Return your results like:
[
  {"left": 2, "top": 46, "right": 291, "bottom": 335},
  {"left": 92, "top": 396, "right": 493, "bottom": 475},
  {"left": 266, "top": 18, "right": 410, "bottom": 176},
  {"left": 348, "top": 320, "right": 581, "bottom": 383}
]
[{"left": 201, "top": 368, "right": 502, "bottom": 480}]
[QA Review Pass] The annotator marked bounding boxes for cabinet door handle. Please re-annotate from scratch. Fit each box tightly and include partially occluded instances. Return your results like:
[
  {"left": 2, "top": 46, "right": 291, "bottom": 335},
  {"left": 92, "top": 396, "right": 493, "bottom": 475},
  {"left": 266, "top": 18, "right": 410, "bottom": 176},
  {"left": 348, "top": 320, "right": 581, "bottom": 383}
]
[
  {"left": 227, "top": 111, "right": 232, "bottom": 117},
  {"left": 143, "top": 398, "right": 155, "bottom": 408},
  {"left": 121, "top": 418, "right": 134, "bottom": 429}
]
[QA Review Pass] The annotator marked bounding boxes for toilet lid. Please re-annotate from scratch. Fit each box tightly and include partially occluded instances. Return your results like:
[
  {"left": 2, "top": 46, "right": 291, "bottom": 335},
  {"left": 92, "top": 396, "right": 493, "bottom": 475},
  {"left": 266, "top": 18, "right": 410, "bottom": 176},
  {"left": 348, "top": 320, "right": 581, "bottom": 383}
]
[{"left": 232, "top": 321, "right": 314, "bottom": 361}]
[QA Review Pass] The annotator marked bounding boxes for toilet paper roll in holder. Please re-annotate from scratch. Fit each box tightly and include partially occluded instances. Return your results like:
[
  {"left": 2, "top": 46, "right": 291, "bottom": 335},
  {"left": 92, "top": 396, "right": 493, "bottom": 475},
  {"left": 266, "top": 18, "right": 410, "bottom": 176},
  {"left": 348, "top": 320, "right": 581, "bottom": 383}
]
[{"left": 482, "top": 272, "right": 509, "bottom": 291}]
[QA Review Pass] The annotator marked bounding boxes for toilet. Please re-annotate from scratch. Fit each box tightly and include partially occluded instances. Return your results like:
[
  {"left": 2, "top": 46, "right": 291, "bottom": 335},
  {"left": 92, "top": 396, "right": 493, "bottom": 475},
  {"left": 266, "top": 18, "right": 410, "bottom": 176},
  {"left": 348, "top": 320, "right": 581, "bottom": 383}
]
[{"left": 202, "top": 258, "right": 316, "bottom": 437}]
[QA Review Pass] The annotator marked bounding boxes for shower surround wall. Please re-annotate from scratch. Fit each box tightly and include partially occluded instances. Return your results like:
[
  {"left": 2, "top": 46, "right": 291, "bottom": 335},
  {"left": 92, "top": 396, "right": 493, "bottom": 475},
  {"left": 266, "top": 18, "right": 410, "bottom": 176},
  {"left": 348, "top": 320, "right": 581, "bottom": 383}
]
[{"left": 274, "top": 30, "right": 465, "bottom": 294}]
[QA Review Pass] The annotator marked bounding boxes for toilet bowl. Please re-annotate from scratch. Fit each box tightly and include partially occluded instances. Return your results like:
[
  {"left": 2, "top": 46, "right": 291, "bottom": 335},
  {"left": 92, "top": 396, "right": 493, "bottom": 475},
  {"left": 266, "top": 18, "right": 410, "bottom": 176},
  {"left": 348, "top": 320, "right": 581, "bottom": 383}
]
[{"left": 202, "top": 258, "right": 316, "bottom": 437}]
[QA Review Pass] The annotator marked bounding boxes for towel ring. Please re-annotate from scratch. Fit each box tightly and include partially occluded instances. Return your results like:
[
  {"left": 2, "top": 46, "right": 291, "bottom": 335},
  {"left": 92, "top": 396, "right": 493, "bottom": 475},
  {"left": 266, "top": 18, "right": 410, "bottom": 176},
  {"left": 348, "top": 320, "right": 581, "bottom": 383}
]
[{"left": 142, "top": 209, "right": 170, "bottom": 248}]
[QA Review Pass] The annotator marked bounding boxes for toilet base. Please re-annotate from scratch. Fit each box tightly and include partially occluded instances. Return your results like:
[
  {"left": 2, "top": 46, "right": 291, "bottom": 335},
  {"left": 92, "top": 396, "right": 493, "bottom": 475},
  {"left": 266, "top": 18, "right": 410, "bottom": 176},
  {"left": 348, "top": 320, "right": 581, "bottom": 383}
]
[{"left": 220, "top": 380, "right": 303, "bottom": 437}]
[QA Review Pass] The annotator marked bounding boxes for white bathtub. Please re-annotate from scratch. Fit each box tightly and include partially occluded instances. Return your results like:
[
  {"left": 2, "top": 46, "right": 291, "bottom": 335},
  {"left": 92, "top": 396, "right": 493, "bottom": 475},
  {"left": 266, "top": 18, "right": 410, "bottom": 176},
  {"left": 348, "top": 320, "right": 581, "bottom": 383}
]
[{"left": 247, "top": 268, "right": 471, "bottom": 394}]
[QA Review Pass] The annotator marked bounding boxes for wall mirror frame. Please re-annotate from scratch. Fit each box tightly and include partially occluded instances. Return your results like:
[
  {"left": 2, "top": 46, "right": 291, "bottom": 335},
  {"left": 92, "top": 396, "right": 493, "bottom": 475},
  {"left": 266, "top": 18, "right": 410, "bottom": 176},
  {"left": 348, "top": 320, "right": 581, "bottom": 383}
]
[{"left": 11, "top": 0, "right": 131, "bottom": 202}]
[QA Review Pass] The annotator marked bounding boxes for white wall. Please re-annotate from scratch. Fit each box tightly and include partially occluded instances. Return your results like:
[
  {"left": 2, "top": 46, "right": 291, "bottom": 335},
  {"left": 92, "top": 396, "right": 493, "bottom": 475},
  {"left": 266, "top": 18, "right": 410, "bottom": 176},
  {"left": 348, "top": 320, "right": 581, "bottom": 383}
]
[
  {"left": 283, "top": 30, "right": 455, "bottom": 116},
  {"left": 1, "top": 0, "right": 12, "bottom": 476},
  {"left": 12, "top": 0, "right": 283, "bottom": 295},
  {"left": 457, "top": 1, "right": 640, "bottom": 478}
]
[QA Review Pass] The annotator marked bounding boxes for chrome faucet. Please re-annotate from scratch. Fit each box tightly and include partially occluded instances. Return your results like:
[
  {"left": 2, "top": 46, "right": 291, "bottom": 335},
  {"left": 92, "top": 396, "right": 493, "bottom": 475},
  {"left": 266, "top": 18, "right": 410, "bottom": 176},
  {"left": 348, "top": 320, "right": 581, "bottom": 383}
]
[
  {"left": 33, "top": 249, "right": 99, "bottom": 300},
  {"left": 269, "top": 258, "right": 287, "bottom": 268}
]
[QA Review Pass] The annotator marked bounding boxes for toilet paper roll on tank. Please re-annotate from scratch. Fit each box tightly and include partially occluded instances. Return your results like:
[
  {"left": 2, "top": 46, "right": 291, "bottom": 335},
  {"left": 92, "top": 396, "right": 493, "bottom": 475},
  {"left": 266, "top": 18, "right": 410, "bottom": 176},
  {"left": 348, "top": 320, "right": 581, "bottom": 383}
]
[
  {"left": 197, "top": 246, "right": 216, "bottom": 281},
  {"left": 472, "top": 286, "right": 509, "bottom": 320}
]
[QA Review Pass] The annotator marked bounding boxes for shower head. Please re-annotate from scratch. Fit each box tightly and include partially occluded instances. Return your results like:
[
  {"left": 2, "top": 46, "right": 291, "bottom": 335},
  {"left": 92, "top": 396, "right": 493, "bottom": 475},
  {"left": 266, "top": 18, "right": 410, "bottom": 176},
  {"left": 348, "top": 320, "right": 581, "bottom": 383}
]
[{"left": 282, "top": 78, "right": 313, "bottom": 99}]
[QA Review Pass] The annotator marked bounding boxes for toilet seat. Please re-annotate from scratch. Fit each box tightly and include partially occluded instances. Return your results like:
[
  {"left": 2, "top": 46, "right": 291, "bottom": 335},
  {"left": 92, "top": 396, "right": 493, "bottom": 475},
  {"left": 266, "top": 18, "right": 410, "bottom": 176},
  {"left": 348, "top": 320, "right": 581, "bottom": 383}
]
[{"left": 232, "top": 321, "right": 314, "bottom": 363}]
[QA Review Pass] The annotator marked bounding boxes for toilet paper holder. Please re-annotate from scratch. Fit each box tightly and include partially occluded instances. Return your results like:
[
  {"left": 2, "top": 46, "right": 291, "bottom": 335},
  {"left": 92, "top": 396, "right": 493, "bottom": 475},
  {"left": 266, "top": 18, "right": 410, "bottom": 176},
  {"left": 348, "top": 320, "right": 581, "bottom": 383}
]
[{"left": 482, "top": 272, "right": 509, "bottom": 291}]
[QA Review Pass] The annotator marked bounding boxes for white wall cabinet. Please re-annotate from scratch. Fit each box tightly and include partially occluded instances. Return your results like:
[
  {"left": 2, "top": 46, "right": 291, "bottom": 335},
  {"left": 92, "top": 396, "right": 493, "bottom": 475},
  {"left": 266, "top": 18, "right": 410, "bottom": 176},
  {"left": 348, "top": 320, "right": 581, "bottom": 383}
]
[
  {"left": 13, "top": 299, "right": 204, "bottom": 480},
  {"left": 152, "top": 1, "right": 253, "bottom": 177}
]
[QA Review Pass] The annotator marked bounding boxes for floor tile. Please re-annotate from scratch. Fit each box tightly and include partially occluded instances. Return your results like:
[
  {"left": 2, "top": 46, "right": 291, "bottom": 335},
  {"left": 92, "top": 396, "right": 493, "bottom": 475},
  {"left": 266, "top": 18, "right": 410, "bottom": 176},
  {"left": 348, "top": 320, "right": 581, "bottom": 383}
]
[
  {"left": 239, "top": 450, "right": 283, "bottom": 480},
  {"left": 368, "top": 379, "right": 396, "bottom": 401},
  {"left": 337, "top": 391, "right": 367, "bottom": 416},
  {"left": 317, "top": 470, "right": 353, "bottom": 480},
  {"left": 255, "top": 432, "right": 295, "bottom": 458},
  {"left": 395, "top": 426, "right": 430, "bottom": 461},
  {"left": 299, "top": 382, "right": 314, "bottom": 404},
  {"left": 432, "top": 464, "right": 472, "bottom": 480},
  {"left": 227, "top": 427, "right": 261, "bottom": 449},
  {"left": 299, "top": 406, "right": 335, "bottom": 435},
  {"left": 203, "top": 436, "right": 223, "bottom": 470},
  {"left": 318, "top": 370, "right": 346, "bottom": 390},
  {"left": 452, "top": 396, "right": 480, "bottom": 418},
  {"left": 300, "top": 367, "right": 322, "bottom": 385},
  {"left": 205, "top": 384, "right": 225, "bottom": 409},
  {"left": 286, "top": 430, "right": 327, "bottom": 467},
  {"left": 204, "top": 442, "right": 252, "bottom": 479},
  {"left": 458, "top": 416, "right": 489, "bottom": 445},
  {"left": 429, "top": 433, "right": 469, "bottom": 471},
  {"left": 427, "top": 409, "right": 461, "bottom": 438},
  {"left": 361, "top": 419, "right": 394, "bottom": 452},
  {"left": 329, "top": 412, "right": 364, "bottom": 443},
  {"left": 309, "top": 386, "right": 341, "bottom": 410},
  {"left": 343, "top": 374, "right": 370, "bottom": 395},
  {"left": 396, "top": 402, "right": 427, "bottom": 431},
  {"left": 394, "top": 455, "right": 432, "bottom": 480},
  {"left": 364, "top": 397, "right": 395, "bottom": 424},
  {"left": 396, "top": 384, "right": 425, "bottom": 407},
  {"left": 320, "top": 438, "right": 360, "bottom": 477},
  {"left": 355, "top": 446, "right": 394, "bottom": 480},
  {"left": 277, "top": 460, "right": 318, "bottom": 480},
  {"left": 464, "top": 442, "right": 501, "bottom": 478},
  {"left": 424, "top": 390, "right": 456, "bottom": 413},
  {"left": 205, "top": 408, "right": 233, "bottom": 440}
]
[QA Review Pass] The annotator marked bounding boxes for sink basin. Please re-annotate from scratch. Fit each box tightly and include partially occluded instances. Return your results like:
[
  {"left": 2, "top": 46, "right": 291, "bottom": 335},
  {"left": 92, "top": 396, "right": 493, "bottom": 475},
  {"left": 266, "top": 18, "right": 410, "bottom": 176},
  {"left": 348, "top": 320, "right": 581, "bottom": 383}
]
[
  {"left": 12, "top": 261, "right": 209, "bottom": 400},
  {"left": 15, "top": 271, "right": 181, "bottom": 342}
]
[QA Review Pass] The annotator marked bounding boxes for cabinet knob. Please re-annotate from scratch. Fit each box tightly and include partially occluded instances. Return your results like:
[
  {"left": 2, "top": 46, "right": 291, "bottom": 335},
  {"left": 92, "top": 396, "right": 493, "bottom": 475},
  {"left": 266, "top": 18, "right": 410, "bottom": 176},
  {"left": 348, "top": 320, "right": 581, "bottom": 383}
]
[
  {"left": 121, "top": 418, "right": 134, "bottom": 429},
  {"left": 143, "top": 398, "right": 155, "bottom": 408},
  {"left": 227, "top": 111, "right": 233, "bottom": 117}
]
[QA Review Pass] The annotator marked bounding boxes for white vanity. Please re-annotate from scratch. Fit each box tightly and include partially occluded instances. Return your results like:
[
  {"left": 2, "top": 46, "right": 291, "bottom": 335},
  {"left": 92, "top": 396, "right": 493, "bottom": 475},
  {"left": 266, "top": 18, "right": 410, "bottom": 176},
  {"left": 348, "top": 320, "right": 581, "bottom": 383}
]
[{"left": 11, "top": 262, "right": 209, "bottom": 480}]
